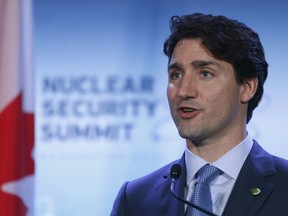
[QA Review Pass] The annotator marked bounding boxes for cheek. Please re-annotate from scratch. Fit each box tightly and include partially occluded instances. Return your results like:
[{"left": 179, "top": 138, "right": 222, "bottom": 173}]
[
  {"left": 204, "top": 90, "right": 220, "bottom": 104},
  {"left": 205, "top": 90, "right": 234, "bottom": 113},
  {"left": 167, "top": 86, "right": 176, "bottom": 102},
  {"left": 209, "top": 89, "right": 241, "bottom": 116},
  {"left": 167, "top": 89, "right": 171, "bottom": 103}
]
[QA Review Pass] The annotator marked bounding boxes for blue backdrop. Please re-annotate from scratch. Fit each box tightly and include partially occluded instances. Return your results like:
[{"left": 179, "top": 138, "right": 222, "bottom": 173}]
[{"left": 34, "top": 0, "right": 288, "bottom": 215}]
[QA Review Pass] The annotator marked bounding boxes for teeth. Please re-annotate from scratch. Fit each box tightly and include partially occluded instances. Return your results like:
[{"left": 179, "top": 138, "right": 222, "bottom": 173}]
[{"left": 183, "top": 108, "right": 194, "bottom": 112}]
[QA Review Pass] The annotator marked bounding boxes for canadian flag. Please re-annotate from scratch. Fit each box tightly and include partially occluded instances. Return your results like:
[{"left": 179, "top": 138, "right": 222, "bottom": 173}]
[{"left": 0, "top": 0, "right": 35, "bottom": 215}]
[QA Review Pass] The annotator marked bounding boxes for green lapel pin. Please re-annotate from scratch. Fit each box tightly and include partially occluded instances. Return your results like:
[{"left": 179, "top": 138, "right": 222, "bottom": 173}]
[{"left": 250, "top": 187, "right": 261, "bottom": 196}]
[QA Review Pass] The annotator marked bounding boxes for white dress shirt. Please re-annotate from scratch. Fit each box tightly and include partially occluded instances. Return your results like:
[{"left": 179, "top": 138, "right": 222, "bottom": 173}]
[{"left": 184, "top": 133, "right": 253, "bottom": 215}]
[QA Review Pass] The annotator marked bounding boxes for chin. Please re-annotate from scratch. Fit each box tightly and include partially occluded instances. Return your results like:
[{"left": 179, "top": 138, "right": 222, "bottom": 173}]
[
  {"left": 178, "top": 128, "right": 202, "bottom": 142},
  {"left": 178, "top": 130, "right": 195, "bottom": 140}
]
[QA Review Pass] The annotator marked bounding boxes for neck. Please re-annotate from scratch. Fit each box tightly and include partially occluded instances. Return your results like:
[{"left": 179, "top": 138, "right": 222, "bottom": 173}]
[{"left": 186, "top": 130, "right": 247, "bottom": 163}]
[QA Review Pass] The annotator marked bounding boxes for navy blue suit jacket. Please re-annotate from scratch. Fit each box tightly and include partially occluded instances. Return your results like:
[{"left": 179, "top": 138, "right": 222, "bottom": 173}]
[{"left": 111, "top": 141, "right": 288, "bottom": 216}]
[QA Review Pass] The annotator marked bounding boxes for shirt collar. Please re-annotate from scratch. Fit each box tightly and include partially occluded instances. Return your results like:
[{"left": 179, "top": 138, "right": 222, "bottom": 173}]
[{"left": 185, "top": 133, "right": 253, "bottom": 185}]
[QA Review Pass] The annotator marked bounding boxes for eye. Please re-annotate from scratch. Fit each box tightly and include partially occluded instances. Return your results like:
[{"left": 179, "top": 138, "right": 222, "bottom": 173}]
[
  {"left": 200, "top": 70, "right": 213, "bottom": 79},
  {"left": 169, "top": 71, "right": 182, "bottom": 80}
]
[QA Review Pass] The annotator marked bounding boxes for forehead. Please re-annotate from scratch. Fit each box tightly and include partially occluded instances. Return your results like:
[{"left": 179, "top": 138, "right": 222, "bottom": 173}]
[
  {"left": 170, "top": 38, "right": 214, "bottom": 61},
  {"left": 169, "top": 39, "right": 217, "bottom": 65},
  {"left": 169, "top": 38, "right": 234, "bottom": 72}
]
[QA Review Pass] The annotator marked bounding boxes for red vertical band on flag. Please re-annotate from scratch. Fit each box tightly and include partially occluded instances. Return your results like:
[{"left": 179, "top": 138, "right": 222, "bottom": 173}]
[{"left": 0, "top": 94, "right": 34, "bottom": 215}]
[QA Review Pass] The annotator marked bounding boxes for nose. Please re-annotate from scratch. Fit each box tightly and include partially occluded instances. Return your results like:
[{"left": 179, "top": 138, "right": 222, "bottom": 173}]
[{"left": 177, "top": 75, "right": 197, "bottom": 99}]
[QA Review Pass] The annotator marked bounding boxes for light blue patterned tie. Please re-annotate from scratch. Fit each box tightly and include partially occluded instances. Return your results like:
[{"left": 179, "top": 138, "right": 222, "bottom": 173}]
[{"left": 186, "top": 164, "right": 222, "bottom": 216}]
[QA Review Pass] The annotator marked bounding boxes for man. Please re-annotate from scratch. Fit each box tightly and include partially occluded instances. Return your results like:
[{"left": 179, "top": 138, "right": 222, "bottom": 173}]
[{"left": 110, "top": 13, "right": 288, "bottom": 216}]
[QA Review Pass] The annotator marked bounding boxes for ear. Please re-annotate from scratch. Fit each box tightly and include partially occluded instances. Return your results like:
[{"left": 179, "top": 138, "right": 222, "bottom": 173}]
[{"left": 240, "top": 77, "right": 258, "bottom": 103}]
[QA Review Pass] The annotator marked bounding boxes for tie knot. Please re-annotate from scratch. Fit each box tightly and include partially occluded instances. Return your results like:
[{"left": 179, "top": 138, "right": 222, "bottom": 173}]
[{"left": 196, "top": 164, "right": 222, "bottom": 185}]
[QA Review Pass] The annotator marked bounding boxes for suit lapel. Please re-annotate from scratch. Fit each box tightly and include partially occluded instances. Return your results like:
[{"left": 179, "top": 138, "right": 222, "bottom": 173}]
[
  {"left": 154, "top": 141, "right": 276, "bottom": 215},
  {"left": 156, "top": 155, "right": 186, "bottom": 216},
  {"left": 223, "top": 141, "right": 276, "bottom": 216}
]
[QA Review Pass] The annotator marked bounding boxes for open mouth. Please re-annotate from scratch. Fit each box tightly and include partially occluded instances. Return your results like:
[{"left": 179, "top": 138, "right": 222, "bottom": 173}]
[
  {"left": 181, "top": 107, "right": 195, "bottom": 112},
  {"left": 178, "top": 106, "right": 199, "bottom": 119}
]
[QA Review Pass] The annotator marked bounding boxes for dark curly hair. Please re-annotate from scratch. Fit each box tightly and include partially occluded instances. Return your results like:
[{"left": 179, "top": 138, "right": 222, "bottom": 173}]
[{"left": 163, "top": 13, "right": 268, "bottom": 123}]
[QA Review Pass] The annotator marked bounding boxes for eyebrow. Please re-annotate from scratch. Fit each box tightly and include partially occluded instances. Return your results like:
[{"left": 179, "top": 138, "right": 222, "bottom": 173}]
[
  {"left": 168, "top": 60, "right": 220, "bottom": 71},
  {"left": 192, "top": 60, "right": 220, "bottom": 68}
]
